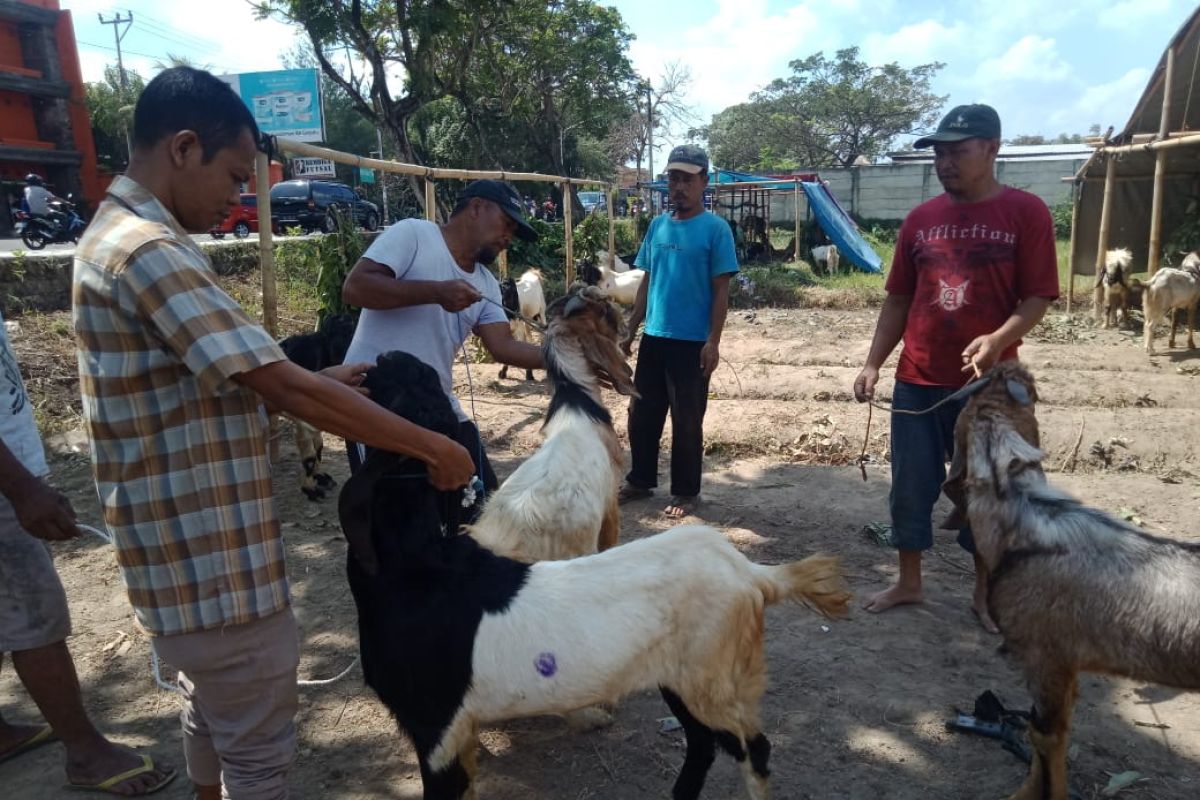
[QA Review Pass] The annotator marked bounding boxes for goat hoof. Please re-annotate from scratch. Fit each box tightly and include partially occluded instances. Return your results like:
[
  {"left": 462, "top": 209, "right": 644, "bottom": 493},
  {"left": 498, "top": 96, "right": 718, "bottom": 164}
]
[{"left": 565, "top": 705, "right": 614, "bottom": 731}]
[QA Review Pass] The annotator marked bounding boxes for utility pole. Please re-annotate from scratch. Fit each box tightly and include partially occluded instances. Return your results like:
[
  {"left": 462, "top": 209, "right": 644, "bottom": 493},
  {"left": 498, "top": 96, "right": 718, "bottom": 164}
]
[
  {"left": 645, "top": 83, "right": 654, "bottom": 213},
  {"left": 99, "top": 12, "right": 134, "bottom": 161},
  {"left": 375, "top": 127, "right": 389, "bottom": 225}
]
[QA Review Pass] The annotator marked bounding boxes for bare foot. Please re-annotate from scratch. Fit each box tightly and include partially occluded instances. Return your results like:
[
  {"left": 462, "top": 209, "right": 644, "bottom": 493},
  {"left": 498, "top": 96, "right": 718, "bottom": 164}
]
[
  {"left": 972, "top": 602, "right": 1001, "bottom": 634},
  {"left": 863, "top": 584, "right": 923, "bottom": 613}
]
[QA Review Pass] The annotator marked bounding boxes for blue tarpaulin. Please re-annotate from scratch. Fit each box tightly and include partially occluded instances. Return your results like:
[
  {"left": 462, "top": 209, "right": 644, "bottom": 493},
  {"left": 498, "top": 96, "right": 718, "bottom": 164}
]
[{"left": 800, "top": 181, "right": 882, "bottom": 274}]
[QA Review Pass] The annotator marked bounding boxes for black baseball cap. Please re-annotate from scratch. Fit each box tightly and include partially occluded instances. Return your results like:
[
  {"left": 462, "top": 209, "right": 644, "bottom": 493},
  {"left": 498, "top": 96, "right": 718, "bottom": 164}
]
[
  {"left": 665, "top": 144, "right": 709, "bottom": 174},
  {"left": 459, "top": 180, "right": 539, "bottom": 241},
  {"left": 914, "top": 104, "right": 1002, "bottom": 148}
]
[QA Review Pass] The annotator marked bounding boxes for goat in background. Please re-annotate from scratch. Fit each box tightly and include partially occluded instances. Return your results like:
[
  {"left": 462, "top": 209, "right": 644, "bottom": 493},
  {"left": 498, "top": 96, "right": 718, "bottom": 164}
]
[
  {"left": 941, "top": 361, "right": 1200, "bottom": 800},
  {"left": 577, "top": 257, "right": 646, "bottom": 305},
  {"left": 811, "top": 244, "right": 840, "bottom": 276},
  {"left": 1143, "top": 251, "right": 1200, "bottom": 354},
  {"left": 470, "top": 284, "right": 635, "bottom": 562},
  {"left": 279, "top": 313, "right": 355, "bottom": 500},
  {"left": 1100, "top": 247, "right": 1137, "bottom": 329},
  {"left": 340, "top": 349, "right": 852, "bottom": 800},
  {"left": 497, "top": 269, "right": 547, "bottom": 381}
]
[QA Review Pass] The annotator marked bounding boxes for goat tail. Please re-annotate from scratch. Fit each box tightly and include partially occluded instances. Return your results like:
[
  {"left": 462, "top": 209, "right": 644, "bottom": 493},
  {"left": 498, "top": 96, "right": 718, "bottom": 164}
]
[{"left": 753, "top": 555, "right": 852, "bottom": 619}]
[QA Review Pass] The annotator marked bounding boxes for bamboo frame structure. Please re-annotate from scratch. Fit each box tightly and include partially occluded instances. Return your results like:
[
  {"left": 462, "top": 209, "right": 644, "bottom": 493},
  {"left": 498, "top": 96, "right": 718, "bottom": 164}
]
[
  {"left": 271, "top": 136, "right": 615, "bottom": 287},
  {"left": 793, "top": 179, "right": 802, "bottom": 261}
]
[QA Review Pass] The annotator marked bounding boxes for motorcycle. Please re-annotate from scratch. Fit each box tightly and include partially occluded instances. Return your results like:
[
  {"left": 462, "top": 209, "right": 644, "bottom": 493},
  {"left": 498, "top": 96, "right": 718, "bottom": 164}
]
[{"left": 21, "top": 195, "right": 86, "bottom": 250}]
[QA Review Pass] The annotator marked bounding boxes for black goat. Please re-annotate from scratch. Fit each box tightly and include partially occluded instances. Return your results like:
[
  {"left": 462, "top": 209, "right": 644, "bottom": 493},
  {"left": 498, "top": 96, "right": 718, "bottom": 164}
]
[{"left": 278, "top": 313, "right": 355, "bottom": 500}]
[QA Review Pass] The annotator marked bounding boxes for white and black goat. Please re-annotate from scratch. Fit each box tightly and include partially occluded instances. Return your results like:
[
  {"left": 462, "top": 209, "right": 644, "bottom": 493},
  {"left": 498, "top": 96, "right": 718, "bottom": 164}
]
[
  {"left": 577, "top": 257, "right": 645, "bottom": 305},
  {"left": 1143, "top": 251, "right": 1200, "bottom": 354},
  {"left": 1099, "top": 247, "right": 1136, "bottom": 329},
  {"left": 470, "top": 284, "right": 635, "bottom": 561},
  {"left": 497, "top": 269, "right": 547, "bottom": 381},
  {"left": 942, "top": 361, "right": 1200, "bottom": 800},
  {"left": 340, "top": 349, "right": 851, "bottom": 800},
  {"left": 811, "top": 244, "right": 840, "bottom": 276},
  {"left": 278, "top": 313, "right": 355, "bottom": 500}
]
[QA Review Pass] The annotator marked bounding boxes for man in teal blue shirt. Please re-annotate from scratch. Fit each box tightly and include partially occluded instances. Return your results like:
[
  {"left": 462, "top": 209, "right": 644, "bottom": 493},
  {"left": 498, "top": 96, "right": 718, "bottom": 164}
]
[{"left": 619, "top": 144, "right": 739, "bottom": 518}]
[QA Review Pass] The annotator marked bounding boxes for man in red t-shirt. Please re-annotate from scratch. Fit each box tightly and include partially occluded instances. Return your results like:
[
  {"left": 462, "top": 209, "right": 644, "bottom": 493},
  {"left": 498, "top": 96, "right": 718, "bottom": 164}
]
[{"left": 852, "top": 104, "right": 1059, "bottom": 632}]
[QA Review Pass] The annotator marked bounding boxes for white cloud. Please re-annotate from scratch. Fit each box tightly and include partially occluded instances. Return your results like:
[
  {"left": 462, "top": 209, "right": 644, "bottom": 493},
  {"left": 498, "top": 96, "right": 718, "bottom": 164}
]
[
  {"left": 976, "top": 35, "right": 1072, "bottom": 83},
  {"left": 860, "top": 19, "right": 970, "bottom": 66},
  {"left": 1098, "top": 0, "right": 1177, "bottom": 30},
  {"left": 1046, "top": 67, "right": 1152, "bottom": 132}
]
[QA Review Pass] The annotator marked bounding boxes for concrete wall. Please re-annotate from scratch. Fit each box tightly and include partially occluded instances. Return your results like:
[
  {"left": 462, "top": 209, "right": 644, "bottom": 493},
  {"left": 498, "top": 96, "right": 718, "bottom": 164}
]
[{"left": 764, "top": 157, "right": 1089, "bottom": 224}]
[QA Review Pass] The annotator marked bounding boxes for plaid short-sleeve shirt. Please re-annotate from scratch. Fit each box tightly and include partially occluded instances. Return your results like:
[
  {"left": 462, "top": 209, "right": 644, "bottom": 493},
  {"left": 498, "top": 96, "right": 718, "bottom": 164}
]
[{"left": 73, "top": 176, "right": 289, "bottom": 637}]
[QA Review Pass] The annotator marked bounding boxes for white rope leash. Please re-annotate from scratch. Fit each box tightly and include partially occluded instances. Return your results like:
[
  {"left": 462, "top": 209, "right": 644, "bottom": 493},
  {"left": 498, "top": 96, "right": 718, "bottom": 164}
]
[{"left": 78, "top": 523, "right": 359, "bottom": 691}]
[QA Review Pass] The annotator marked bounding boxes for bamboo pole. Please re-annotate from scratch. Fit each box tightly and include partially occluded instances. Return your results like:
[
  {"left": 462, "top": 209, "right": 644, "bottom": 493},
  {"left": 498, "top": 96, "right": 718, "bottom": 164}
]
[
  {"left": 255, "top": 149, "right": 280, "bottom": 462},
  {"left": 498, "top": 249, "right": 508, "bottom": 279},
  {"left": 256, "top": 150, "right": 277, "bottom": 337},
  {"left": 793, "top": 180, "right": 801, "bottom": 261},
  {"left": 607, "top": 186, "right": 616, "bottom": 271},
  {"left": 562, "top": 181, "right": 574, "bottom": 285},
  {"left": 1098, "top": 132, "right": 1200, "bottom": 155},
  {"left": 274, "top": 136, "right": 612, "bottom": 188},
  {"left": 1093, "top": 155, "right": 1117, "bottom": 318},
  {"left": 1066, "top": 181, "right": 1081, "bottom": 314},
  {"left": 424, "top": 178, "right": 436, "bottom": 223},
  {"left": 1147, "top": 45, "right": 1175, "bottom": 276}
]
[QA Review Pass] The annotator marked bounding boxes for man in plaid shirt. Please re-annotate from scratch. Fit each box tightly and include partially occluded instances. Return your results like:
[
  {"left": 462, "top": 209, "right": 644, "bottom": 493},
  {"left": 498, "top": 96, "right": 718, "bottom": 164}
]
[{"left": 73, "top": 67, "right": 474, "bottom": 800}]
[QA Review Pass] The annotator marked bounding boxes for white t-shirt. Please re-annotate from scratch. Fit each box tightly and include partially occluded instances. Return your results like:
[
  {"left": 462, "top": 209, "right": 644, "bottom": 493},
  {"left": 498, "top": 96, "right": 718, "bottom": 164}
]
[
  {"left": 24, "top": 185, "right": 52, "bottom": 216},
  {"left": 0, "top": 311, "right": 48, "bottom": 477},
  {"left": 344, "top": 219, "right": 507, "bottom": 420}
]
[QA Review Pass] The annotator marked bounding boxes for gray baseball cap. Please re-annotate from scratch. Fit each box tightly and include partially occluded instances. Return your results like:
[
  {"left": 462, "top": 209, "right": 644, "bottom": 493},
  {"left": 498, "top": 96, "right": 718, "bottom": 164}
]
[
  {"left": 914, "top": 104, "right": 1002, "bottom": 148},
  {"left": 665, "top": 144, "right": 709, "bottom": 174}
]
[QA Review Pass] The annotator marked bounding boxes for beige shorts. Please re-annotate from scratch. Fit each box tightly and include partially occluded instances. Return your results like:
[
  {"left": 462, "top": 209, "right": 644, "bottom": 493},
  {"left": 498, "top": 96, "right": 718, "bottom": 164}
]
[{"left": 0, "top": 493, "right": 72, "bottom": 652}]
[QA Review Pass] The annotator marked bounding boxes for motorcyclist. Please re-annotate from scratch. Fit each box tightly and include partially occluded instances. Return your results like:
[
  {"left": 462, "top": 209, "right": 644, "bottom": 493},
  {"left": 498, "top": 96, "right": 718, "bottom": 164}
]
[{"left": 23, "top": 174, "right": 68, "bottom": 232}]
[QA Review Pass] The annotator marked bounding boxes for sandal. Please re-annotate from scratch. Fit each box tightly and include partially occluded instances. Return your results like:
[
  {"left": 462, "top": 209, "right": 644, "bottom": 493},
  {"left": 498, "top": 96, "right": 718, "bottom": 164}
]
[
  {"left": 663, "top": 496, "right": 699, "bottom": 519},
  {"left": 617, "top": 484, "right": 653, "bottom": 504}
]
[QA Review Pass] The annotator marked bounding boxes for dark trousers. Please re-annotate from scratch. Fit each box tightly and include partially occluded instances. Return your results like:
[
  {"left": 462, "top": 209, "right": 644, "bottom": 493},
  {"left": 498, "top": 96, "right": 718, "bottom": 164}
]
[
  {"left": 889, "top": 380, "right": 974, "bottom": 553},
  {"left": 347, "top": 420, "right": 498, "bottom": 522},
  {"left": 626, "top": 335, "right": 709, "bottom": 498}
]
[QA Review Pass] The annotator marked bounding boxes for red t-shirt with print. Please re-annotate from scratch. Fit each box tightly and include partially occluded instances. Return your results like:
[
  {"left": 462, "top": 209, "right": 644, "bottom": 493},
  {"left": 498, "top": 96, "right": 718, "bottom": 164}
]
[{"left": 885, "top": 187, "right": 1060, "bottom": 387}]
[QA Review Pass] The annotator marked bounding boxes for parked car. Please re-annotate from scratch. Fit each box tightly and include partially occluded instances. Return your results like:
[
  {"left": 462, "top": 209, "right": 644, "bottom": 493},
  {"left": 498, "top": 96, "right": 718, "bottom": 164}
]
[
  {"left": 210, "top": 193, "right": 258, "bottom": 239},
  {"left": 578, "top": 190, "right": 607, "bottom": 215},
  {"left": 269, "top": 179, "right": 380, "bottom": 234}
]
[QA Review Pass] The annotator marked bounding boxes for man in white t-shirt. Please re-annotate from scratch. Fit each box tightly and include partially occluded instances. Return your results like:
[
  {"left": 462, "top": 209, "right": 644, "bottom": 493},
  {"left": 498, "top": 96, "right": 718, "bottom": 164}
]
[
  {"left": 342, "top": 180, "right": 544, "bottom": 496},
  {"left": 0, "top": 311, "right": 177, "bottom": 793}
]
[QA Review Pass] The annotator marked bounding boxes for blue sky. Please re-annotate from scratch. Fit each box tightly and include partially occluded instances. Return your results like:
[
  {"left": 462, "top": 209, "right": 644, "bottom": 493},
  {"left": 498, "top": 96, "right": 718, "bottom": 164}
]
[{"left": 64, "top": 0, "right": 1196, "bottom": 160}]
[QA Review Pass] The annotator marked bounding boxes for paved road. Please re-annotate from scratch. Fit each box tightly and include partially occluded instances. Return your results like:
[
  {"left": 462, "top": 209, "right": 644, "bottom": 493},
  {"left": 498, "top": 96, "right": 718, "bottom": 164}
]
[{"left": 0, "top": 232, "right": 266, "bottom": 257}]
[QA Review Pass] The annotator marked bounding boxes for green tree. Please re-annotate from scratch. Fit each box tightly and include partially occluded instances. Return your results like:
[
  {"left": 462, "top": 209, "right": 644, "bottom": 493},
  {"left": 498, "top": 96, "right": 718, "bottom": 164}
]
[
  {"left": 84, "top": 64, "right": 144, "bottom": 171},
  {"left": 699, "top": 47, "right": 946, "bottom": 170}
]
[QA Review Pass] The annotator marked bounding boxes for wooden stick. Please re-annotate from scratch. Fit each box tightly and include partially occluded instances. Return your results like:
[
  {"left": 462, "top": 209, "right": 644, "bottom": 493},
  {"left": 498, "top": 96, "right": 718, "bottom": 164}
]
[
  {"left": 563, "top": 181, "right": 574, "bottom": 285},
  {"left": 1148, "top": 46, "right": 1175, "bottom": 276},
  {"left": 793, "top": 179, "right": 801, "bottom": 261},
  {"left": 498, "top": 249, "right": 508, "bottom": 279},
  {"left": 424, "top": 178, "right": 436, "bottom": 223},
  {"left": 1094, "top": 155, "right": 1117, "bottom": 318},
  {"left": 1066, "top": 180, "right": 1081, "bottom": 314},
  {"left": 607, "top": 186, "right": 616, "bottom": 271},
  {"left": 255, "top": 149, "right": 280, "bottom": 463}
]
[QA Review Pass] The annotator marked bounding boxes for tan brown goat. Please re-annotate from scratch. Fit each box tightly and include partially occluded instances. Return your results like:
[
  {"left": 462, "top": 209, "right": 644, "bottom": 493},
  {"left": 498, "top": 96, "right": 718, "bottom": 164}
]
[{"left": 942, "top": 361, "right": 1200, "bottom": 800}]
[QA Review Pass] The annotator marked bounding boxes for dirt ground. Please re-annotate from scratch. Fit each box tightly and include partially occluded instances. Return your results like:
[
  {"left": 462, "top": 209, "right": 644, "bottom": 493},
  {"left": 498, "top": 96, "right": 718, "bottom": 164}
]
[{"left": 3, "top": 307, "right": 1200, "bottom": 799}]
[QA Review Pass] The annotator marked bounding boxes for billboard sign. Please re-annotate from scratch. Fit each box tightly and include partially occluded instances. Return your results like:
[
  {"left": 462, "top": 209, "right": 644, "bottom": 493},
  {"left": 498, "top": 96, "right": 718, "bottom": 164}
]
[
  {"left": 221, "top": 69, "right": 324, "bottom": 143},
  {"left": 292, "top": 157, "right": 337, "bottom": 178}
]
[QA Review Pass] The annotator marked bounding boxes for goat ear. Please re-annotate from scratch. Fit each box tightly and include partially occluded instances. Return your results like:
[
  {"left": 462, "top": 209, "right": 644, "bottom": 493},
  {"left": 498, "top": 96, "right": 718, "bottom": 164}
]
[
  {"left": 563, "top": 295, "right": 588, "bottom": 318},
  {"left": 338, "top": 451, "right": 391, "bottom": 576},
  {"left": 985, "top": 421, "right": 1045, "bottom": 494},
  {"left": 579, "top": 334, "right": 638, "bottom": 397},
  {"left": 1005, "top": 378, "right": 1032, "bottom": 406}
]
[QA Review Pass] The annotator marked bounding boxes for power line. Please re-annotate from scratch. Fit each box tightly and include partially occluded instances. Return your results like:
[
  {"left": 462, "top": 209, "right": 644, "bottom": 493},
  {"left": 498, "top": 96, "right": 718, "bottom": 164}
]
[{"left": 124, "top": 7, "right": 221, "bottom": 49}]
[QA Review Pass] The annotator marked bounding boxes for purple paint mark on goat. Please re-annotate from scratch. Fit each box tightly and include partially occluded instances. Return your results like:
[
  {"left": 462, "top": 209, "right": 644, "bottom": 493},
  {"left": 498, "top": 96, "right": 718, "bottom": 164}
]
[{"left": 534, "top": 652, "right": 557, "bottom": 677}]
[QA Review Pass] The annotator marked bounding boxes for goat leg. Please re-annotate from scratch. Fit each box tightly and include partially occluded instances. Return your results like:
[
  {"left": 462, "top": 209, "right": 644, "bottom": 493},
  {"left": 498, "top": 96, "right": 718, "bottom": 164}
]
[
  {"left": 1189, "top": 303, "right": 1197, "bottom": 350},
  {"left": 1008, "top": 669, "right": 1078, "bottom": 800},
  {"left": 660, "top": 688, "right": 717, "bottom": 800},
  {"left": 1169, "top": 308, "right": 1179, "bottom": 349}
]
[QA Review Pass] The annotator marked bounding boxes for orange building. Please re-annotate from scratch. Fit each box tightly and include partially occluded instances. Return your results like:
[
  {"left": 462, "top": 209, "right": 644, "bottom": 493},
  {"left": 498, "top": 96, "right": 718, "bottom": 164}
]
[{"left": 0, "top": 0, "right": 102, "bottom": 233}]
